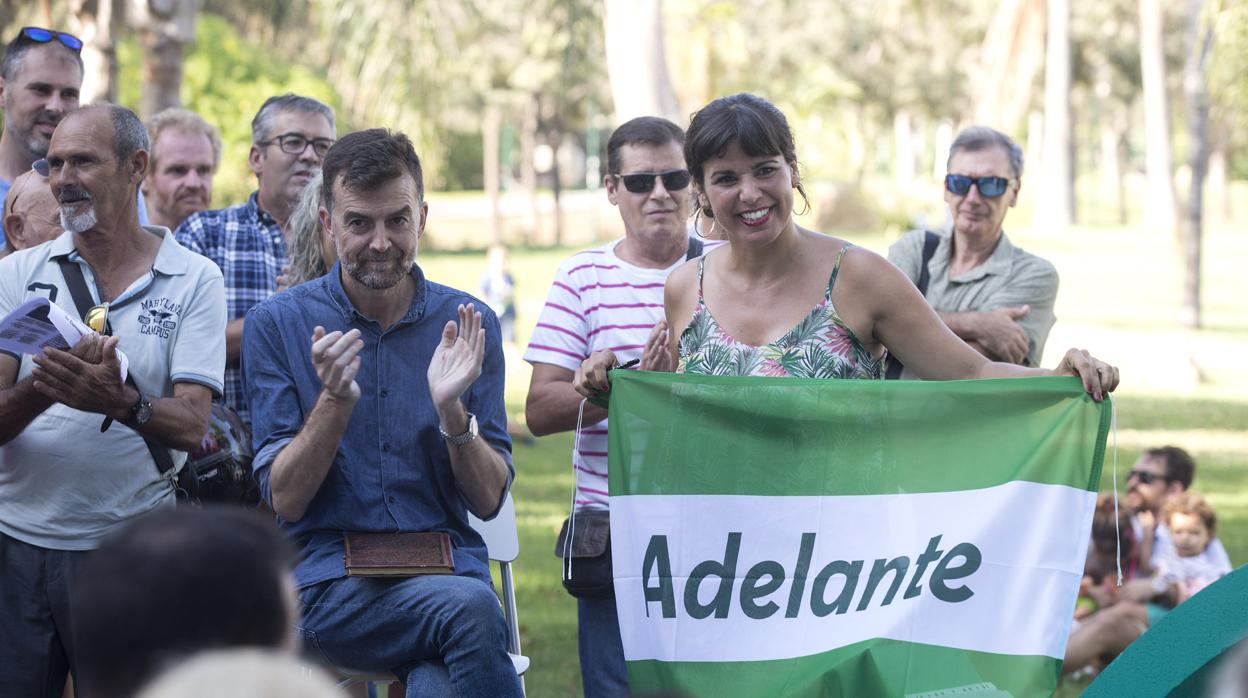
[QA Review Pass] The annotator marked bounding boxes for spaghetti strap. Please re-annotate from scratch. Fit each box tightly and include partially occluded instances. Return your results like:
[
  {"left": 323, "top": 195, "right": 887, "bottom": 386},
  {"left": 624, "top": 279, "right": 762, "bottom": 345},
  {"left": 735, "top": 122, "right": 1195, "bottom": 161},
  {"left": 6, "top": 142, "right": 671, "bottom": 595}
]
[
  {"left": 696, "top": 255, "right": 707, "bottom": 302},
  {"left": 826, "top": 244, "right": 853, "bottom": 300}
]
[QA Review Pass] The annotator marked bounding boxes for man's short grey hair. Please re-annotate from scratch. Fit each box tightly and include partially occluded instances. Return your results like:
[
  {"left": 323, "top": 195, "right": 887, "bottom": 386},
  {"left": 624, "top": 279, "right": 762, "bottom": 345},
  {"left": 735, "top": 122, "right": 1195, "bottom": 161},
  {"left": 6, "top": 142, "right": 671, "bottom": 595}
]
[
  {"left": 108, "top": 104, "right": 150, "bottom": 165},
  {"left": 947, "top": 126, "right": 1025, "bottom": 179},
  {"left": 250, "top": 94, "right": 335, "bottom": 145},
  {"left": 147, "top": 108, "right": 222, "bottom": 170}
]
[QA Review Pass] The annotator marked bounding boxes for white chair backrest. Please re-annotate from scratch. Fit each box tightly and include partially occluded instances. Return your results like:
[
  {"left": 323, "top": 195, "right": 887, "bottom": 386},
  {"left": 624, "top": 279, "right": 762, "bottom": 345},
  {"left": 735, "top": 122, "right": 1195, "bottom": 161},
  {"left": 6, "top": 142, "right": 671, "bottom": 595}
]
[{"left": 467, "top": 492, "right": 519, "bottom": 562}]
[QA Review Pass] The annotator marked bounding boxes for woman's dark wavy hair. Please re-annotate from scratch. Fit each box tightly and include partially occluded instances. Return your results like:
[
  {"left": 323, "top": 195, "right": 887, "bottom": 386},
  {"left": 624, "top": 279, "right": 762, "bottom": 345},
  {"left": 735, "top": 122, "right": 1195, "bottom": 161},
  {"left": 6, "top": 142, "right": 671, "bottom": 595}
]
[{"left": 684, "top": 93, "right": 810, "bottom": 218}]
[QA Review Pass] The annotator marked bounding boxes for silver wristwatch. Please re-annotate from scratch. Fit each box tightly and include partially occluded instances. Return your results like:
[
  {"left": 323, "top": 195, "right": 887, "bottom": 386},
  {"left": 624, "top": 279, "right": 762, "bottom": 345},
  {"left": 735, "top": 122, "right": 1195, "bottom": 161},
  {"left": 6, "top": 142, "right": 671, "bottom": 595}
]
[{"left": 438, "top": 412, "right": 478, "bottom": 446}]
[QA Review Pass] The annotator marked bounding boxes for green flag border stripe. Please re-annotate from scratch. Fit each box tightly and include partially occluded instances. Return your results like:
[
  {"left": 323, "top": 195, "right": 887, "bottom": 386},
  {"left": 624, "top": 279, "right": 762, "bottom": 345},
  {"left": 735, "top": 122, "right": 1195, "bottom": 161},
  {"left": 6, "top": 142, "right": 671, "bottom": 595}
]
[
  {"left": 607, "top": 374, "right": 1111, "bottom": 497},
  {"left": 627, "top": 637, "right": 1061, "bottom": 697}
]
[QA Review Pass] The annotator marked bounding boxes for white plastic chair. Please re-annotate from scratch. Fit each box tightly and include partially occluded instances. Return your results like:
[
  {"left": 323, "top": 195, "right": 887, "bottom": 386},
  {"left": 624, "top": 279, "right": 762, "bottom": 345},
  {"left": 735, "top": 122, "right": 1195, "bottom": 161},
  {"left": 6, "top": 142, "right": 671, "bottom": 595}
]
[{"left": 333, "top": 493, "right": 529, "bottom": 695}]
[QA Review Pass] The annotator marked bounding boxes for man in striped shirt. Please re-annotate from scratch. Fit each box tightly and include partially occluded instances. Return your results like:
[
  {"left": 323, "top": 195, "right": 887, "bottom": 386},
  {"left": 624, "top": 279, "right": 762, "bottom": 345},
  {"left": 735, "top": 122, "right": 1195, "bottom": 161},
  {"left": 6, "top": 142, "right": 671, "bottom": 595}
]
[{"left": 524, "top": 116, "right": 706, "bottom": 697}]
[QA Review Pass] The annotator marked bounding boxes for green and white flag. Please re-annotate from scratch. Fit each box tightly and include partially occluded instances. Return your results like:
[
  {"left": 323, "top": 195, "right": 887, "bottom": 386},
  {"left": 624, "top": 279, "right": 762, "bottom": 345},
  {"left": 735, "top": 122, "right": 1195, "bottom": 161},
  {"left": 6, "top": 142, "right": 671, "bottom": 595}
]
[{"left": 605, "top": 372, "right": 1111, "bottom": 697}]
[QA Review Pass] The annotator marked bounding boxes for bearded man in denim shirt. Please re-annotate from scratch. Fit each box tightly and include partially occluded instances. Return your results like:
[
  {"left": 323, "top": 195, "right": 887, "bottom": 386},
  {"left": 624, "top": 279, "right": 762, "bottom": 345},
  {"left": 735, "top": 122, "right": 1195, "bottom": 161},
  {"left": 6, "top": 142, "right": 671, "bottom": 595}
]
[{"left": 242, "top": 128, "right": 520, "bottom": 696}]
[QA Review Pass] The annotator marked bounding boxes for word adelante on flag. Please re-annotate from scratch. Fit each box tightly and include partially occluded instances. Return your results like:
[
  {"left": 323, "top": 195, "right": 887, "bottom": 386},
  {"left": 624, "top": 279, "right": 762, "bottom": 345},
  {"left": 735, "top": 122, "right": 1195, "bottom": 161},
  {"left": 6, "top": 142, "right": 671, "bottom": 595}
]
[
  {"left": 640, "top": 532, "right": 981, "bottom": 620},
  {"left": 604, "top": 372, "right": 1111, "bottom": 698}
]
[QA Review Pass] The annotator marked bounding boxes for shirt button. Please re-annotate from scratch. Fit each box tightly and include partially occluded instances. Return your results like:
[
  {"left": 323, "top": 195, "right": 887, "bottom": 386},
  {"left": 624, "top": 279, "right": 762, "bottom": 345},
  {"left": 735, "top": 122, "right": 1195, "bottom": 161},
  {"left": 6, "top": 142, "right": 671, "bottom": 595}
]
[
  {"left": 387, "top": 496, "right": 397, "bottom": 504},
  {"left": 380, "top": 389, "right": 390, "bottom": 398},
  {"left": 382, "top": 443, "right": 390, "bottom": 452}
]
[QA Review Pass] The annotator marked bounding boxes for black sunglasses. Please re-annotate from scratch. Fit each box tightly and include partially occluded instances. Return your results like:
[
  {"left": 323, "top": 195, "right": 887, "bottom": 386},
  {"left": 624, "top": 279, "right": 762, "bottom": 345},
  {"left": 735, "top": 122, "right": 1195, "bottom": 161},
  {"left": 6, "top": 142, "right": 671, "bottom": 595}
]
[
  {"left": 17, "top": 27, "right": 83, "bottom": 52},
  {"left": 1126, "top": 469, "right": 1163, "bottom": 485},
  {"left": 945, "top": 174, "right": 1010, "bottom": 198},
  {"left": 260, "top": 132, "right": 335, "bottom": 157},
  {"left": 614, "top": 169, "right": 691, "bottom": 194}
]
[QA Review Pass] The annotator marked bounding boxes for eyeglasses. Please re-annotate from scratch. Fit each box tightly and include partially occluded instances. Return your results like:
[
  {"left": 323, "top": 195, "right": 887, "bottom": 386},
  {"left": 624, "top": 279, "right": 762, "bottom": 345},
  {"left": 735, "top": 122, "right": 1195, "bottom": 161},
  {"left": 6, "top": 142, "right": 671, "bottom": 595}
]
[
  {"left": 260, "top": 132, "right": 335, "bottom": 157},
  {"left": 945, "top": 174, "right": 1011, "bottom": 198},
  {"left": 84, "top": 303, "right": 109, "bottom": 334},
  {"left": 1126, "top": 469, "right": 1163, "bottom": 485},
  {"left": 17, "top": 27, "right": 83, "bottom": 52},
  {"left": 614, "top": 169, "right": 691, "bottom": 194}
]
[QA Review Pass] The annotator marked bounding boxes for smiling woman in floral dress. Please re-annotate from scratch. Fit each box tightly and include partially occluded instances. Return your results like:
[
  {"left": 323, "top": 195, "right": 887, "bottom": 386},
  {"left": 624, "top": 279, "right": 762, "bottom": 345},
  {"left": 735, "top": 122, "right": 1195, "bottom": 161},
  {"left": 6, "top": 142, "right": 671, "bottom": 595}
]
[{"left": 575, "top": 93, "right": 1118, "bottom": 399}]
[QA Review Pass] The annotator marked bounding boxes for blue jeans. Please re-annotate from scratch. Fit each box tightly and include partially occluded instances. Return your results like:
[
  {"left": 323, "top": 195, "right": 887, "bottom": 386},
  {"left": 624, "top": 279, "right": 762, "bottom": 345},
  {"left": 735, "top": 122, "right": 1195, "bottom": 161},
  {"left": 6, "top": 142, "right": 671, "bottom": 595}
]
[
  {"left": 578, "top": 596, "right": 629, "bottom": 697},
  {"left": 297, "top": 574, "right": 522, "bottom": 698},
  {"left": 0, "top": 531, "right": 86, "bottom": 698}
]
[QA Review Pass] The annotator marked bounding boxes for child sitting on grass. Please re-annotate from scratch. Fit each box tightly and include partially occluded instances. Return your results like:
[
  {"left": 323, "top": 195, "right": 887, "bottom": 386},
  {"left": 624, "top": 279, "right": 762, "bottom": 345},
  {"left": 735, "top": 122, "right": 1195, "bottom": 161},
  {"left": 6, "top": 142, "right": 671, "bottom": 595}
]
[
  {"left": 1153, "top": 491, "right": 1232, "bottom": 604},
  {"left": 1076, "top": 493, "right": 1139, "bottom": 619}
]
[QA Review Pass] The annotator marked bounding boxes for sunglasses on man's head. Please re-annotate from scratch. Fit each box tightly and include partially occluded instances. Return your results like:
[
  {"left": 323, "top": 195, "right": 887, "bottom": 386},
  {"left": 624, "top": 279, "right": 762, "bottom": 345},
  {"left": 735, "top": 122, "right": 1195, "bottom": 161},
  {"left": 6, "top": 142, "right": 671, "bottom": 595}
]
[
  {"left": 614, "top": 170, "right": 691, "bottom": 194},
  {"left": 17, "top": 27, "right": 84, "bottom": 52},
  {"left": 945, "top": 174, "right": 1010, "bottom": 198},
  {"left": 1126, "top": 469, "right": 1163, "bottom": 485}
]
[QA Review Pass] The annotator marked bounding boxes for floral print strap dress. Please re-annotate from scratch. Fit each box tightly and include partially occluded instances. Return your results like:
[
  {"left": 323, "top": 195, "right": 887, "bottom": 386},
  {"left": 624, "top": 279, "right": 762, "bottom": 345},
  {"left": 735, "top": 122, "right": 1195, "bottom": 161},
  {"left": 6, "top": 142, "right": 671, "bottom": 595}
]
[{"left": 678, "top": 244, "right": 884, "bottom": 379}]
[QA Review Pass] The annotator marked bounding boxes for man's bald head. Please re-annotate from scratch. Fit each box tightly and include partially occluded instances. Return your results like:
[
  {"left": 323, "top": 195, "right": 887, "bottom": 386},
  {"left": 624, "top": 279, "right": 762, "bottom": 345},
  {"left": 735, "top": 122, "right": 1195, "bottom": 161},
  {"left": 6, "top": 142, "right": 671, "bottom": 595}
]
[{"left": 3, "top": 168, "right": 60, "bottom": 249}]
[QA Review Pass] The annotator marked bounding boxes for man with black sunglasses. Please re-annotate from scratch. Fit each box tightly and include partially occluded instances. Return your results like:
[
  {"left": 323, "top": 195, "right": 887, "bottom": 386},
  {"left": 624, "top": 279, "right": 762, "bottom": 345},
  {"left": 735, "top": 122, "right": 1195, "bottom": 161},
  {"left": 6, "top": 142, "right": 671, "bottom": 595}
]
[
  {"left": 887, "top": 126, "right": 1058, "bottom": 376},
  {"left": 524, "top": 116, "right": 710, "bottom": 697},
  {"left": 176, "top": 93, "right": 336, "bottom": 426},
  {"left": 0, "top": 27, "right": 83, "bottom": 252}
]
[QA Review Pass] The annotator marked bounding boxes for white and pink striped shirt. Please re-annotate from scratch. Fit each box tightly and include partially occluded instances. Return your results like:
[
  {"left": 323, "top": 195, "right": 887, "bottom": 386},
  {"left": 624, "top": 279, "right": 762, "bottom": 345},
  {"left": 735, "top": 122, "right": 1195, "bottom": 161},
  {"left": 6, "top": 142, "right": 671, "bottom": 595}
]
[{"left": 525, "top": 238, "right": 711, "bottom": 510}]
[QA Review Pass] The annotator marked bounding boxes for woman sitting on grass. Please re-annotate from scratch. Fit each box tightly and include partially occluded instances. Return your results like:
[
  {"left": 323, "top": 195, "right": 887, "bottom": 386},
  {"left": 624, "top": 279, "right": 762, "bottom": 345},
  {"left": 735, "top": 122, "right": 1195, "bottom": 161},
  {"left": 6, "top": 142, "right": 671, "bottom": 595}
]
[{"left": 575, "top": 93, "right": 1118, "bottom": 396}]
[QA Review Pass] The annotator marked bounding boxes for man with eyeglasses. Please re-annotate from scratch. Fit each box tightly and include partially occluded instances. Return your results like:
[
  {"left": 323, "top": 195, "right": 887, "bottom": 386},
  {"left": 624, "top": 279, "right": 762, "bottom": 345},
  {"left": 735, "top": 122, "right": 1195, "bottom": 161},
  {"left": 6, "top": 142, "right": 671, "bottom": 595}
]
[
  {"left": 0, "top": 104, "right": 225, "bottom": 697},
  {"left": 0, "top": 27, "right": 81, "bottom": 254},
  {"left": 176, "top": 93, "right": 335, "bottom": 425},
  {"left": 1064, "top": 446, "right": 1231, "bottom": 671},
  {"left": 887, "top": 125, "right": 1058, "bottom": 377},
  {"left": 524, "top": 116, "right": 710, "bottom": 697}
]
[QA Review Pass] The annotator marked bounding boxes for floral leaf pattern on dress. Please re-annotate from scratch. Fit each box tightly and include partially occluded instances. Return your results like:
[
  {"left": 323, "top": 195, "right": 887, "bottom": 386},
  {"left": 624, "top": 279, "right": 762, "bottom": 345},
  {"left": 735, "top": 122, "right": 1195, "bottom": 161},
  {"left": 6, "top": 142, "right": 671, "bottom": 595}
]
[{"left": 677, "top": 245, "right": 883, "bottom": 381}]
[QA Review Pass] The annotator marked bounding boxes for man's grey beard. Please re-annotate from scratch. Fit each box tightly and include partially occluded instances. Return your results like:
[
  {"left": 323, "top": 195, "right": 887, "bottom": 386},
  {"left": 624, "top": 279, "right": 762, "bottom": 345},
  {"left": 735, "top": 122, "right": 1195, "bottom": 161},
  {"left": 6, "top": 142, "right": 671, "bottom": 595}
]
[
  {"left": 344, "top": 250, "right": 416, "bottom": 290},
  {"left": 60, "top": 204, "right": 98, "bottom": 234}
]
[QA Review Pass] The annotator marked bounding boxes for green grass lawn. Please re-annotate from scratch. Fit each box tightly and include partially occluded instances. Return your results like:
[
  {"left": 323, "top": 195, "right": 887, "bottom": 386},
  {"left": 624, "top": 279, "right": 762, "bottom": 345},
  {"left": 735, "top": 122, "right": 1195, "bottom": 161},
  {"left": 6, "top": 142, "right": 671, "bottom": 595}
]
[{"left": 416, "top": 220, "right": 1248, "bottom": 697}]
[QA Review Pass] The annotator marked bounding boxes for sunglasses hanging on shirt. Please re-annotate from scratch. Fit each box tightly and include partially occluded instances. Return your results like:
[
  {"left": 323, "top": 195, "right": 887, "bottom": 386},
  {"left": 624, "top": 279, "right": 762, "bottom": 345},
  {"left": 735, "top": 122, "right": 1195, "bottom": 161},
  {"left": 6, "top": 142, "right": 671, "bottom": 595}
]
[{"left": 944, "top": 174, "right": 1010, "bottom": 198}]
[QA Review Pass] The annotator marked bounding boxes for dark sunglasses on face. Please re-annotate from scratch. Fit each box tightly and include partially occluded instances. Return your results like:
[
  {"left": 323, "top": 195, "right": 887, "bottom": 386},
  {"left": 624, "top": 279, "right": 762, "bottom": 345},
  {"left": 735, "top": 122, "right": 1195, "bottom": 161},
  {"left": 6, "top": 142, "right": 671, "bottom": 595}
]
[
  {"left": 18, "top": 27, "right": 84, "bottom": 52},
  {"left": 1126, "top": 469, "right": 1163, "bottom": 485},
  {"left": 945, "top": 174, "right": 1011, "bottom": 198},
  {"left": 261, "top": 132, "right": 335, "bottom": 157},
  {"left": 615, "top": 169, "right": 691, "bottom": 194}
]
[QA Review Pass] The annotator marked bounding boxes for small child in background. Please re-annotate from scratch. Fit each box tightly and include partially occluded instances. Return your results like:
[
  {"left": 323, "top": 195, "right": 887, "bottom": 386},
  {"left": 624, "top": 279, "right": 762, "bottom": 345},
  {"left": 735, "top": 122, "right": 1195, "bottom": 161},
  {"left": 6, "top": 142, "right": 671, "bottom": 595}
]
[
  {"left": 1076, "top": 493, "right": 1139, "bottom": 619},
  {"left": 1154, "top": 491, "right": 1232, "bottom": 604}
]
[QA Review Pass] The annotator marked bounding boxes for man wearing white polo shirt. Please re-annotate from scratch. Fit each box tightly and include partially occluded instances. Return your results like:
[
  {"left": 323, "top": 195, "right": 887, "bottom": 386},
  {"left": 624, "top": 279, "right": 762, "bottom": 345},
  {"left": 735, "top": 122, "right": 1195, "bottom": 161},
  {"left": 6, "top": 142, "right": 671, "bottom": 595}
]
[
  {"left": 524, "top": 116, "right": 708, "bottom": 696},
  {"left": 0, "top": 104, "right": 225, "bottom": 697}
]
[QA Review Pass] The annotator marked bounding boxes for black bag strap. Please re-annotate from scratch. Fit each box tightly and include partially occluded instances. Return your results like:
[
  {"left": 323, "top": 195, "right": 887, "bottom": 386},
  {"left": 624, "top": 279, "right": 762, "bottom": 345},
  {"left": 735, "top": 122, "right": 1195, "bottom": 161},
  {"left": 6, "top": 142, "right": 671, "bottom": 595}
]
[
  {"left": 55, "top": 258, "right": 176, "bottom": 476},
  {"left": 916, "top": 230, "right": 940, "bottom": 295},
  {"left": 685, "top": 236, "right": 704, "bottom": 261},
  {"left": 885, "top": 231, "right": 942, "bottom": 380}
]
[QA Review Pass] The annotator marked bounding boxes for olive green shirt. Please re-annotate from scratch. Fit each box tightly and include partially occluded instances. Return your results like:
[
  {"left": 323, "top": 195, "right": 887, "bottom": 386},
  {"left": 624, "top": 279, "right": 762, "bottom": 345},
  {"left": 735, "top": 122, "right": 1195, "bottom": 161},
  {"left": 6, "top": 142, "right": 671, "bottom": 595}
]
[{"left": 887, "top": 229, "right": 1059, "bottom": 375}]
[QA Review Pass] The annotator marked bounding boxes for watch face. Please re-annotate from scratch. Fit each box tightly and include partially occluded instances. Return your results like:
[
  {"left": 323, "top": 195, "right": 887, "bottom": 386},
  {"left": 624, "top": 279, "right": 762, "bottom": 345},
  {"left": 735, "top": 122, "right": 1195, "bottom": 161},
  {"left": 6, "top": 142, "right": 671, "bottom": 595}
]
[{"left": 132, "top": 399, "right": 154, "bottom": 425}]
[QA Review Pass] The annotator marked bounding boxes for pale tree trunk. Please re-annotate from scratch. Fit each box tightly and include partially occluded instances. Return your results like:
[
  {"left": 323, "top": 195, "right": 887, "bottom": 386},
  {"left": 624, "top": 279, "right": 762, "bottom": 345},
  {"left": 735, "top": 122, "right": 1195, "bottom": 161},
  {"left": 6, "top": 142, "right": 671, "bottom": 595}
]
[
  {"left": 604, "top": 0, "right": 680, "bottom": 124},
  {"left": 933, "top": 121, "right": 953, "bottom": 181},
  {"left": 520, "top": 96, "right": 540, "bottom": 246},
  {"left": 1139, "top": 0, "right": 1179, "bottom": 233},
  {"left": 484, "top": 102, "right": 503, "bottom": 245},
  {"left": 69, "top": 0, "right": 122, "bottom": 104},
  {"left": 1036, "top": 0, "right": 1074, "bottom": 231},
  {"left": 1095, "top": 62, "right": 1128, "bottom": 225},
  {"left": 893, "top": 110, "right": 915, "bottom": 185},
  {"left": 1207, "top": 122, "right": 1230, "bottom": 222},
  {"left": 131, "top": 0, "right": 197, "bottom": 118},
  {"left": 974, "top": 0, "right": 1045, "bottom": 130},
  {"left": 1180, "top": 0, "right": 1212, "bottom": 329}
]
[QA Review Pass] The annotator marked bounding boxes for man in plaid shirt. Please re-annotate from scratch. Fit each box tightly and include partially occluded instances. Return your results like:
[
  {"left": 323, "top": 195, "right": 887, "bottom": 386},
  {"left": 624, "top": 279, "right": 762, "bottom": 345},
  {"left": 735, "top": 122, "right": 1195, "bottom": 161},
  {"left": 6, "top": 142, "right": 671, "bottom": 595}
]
[{"left": 176, "top": 94, "right": 335, "bottom": 424}]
